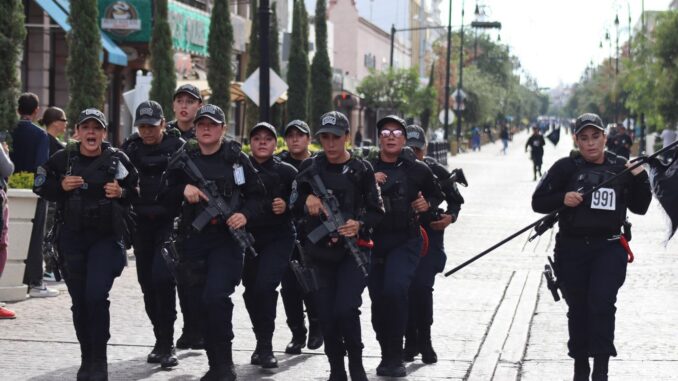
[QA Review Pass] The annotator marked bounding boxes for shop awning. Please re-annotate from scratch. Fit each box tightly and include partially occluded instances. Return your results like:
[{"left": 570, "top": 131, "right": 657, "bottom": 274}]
[{"left": 34, "top": 0, "right": 128, "bottom": 66}]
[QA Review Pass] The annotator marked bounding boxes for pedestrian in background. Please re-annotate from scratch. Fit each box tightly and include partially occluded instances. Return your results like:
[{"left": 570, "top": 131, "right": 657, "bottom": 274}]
[
  {"left": 525, "top": 126, "right": 546, "bottom": 181},
  {"left": 0, "top": 140, "right": 15, "bottom": 319},
  {"left": 500, "top": 126, "right": 510, "bottom": 155},
  {"left": 10, "top": 93, "right": 56, "bottom": 298},
  {"left": 609, "top": 124, "right": 633, "bottom": 159},
  {"left": 660, "top": 125, "right": 676, "bottom": 162},
  {"left": 532, "top": 113, "right": 651, "bottom": 381},
  {"left": 277, "top": 120, "right": 324, "bottom": 355},
  {"left": 34, "top": 108, "right": 139, "bottom": 381}
]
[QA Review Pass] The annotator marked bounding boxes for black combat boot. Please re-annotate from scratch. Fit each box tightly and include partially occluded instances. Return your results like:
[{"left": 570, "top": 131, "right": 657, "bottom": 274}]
[
  {"left": 403, "top": 326, "right": 418, "bottom": 362},
  {"left": 377, "top": 338, "right": 406, "bottom": 377},
  {"left": 592, "top": 355, "right": 609, "bottom": 381},
  {"left": 89, "top": 343, "right": 108, "bottom": 381},
  {"left": 327, "top": 353, "right": 347, "bottom": 381},
  {"left": 147, "top": 341, "right": 162, "bottom": 363},
  {"left": 285, "top": 325, "right": 307, "bottom": 354},
  {"left": 347, "top": 349, "right": 368, "bottom": 381},
  {"left": 76, "top": 343, "right": 91, "bottom": 381},
  {"left": 159, "top": 345, "right": 179, "bottom": 368},
  {"left": 307, "top": 318, "right": 324, "bottom": 350},
  {"left": 250, "top": 342, "right": 262, "bottom": 365},
  {"left": 202, "top": 345, "right": 236, "bottom": 381},
  {"left": 418, "top": 326, "right": 438, "bottom": 364},
  {"left": 376, "top": 339, "right": 389, "bottom": 376},
  {"left": 257, "top": 343, "right": 278, "bottom": 369},
  {"left": 573, "top": 356, "right": 591, "bottom": 381}
]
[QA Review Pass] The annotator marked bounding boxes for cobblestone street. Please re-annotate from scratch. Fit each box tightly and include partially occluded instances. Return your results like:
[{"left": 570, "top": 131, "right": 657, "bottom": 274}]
[{"left": 1, "top": 130, "right": 676, "bottom": 380}]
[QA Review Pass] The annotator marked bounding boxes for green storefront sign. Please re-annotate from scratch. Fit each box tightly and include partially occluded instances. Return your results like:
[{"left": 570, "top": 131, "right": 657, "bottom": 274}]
[{"left": 98, "top": 0, "right": 211, "bottom": 57}]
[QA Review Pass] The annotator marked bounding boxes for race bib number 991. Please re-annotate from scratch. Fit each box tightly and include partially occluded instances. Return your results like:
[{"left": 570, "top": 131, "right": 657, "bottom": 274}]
[{"left": 591, "top": 188, "right": 616, "bottom": 211}]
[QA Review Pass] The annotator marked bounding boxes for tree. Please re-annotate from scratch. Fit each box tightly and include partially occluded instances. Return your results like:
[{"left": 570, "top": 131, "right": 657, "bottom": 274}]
[
  {"left": 245, "top": 0, "right": 261, "bottom": 130},
  {"left": 66, "top": 0, "right": 107, "bottom": 125},
  {"left": 310, "top": 0, "right": 333, "bottom": 132},
  {"left": 207, "top": 0, "right": 234, "bottom": 121},
  {"left": 270, "top": 2, "right": 283, "bottom": 128},
  {"left": 149, "top": 0, "right": 176, "bottom": 120},
  {"left": 287, "top": 0, "right": 310, "bottom": 122},
  {"left": 0, "top": 1, "right": 26, "bottom": 133}
]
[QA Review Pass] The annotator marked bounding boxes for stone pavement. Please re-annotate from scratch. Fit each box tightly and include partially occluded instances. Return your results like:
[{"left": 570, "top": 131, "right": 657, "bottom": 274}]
[{"left": 1, "top": 130, "right": 676, "bottom": 380}]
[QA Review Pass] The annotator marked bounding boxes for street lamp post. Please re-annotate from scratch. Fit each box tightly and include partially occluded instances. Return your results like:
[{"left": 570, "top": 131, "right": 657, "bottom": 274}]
[
  {"left": 614, "top": 13, "right": 620, "bottom": 124},
  {"left": 444, "top": 1, "right": 453, "bottom": 142},
  {"left": 455, "top": 4, "right": 465, "bottom": 146},
  {"left": 259, "top": 0, "right": 271, "bottom": 123}
]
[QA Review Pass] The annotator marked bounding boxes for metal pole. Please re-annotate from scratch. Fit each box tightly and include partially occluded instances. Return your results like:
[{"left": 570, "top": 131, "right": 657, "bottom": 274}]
[
  {"left": 259, "top": 0, "right": 271, "bottom": 123},
  {"left": 390, "top": 24, "right": 395, "bottom": 68},
  {"left": 443, "top": 1, "right": 453, "bottom": 142},
  {"left": 456, "top": 2, "right": 464, "bottom": 146},
  {"left": 615, "top": 14, "right": 619, "bottom": 124}
]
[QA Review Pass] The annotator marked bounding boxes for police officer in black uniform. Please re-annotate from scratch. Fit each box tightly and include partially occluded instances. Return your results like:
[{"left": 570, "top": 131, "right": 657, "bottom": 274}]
[
  {"left": 609, "top": 124, "right": 633, "bottom": 159},
  {"left": 368, "top": 115, "right": 443, "bottom": 378},
  {"left": 33, "top": 108, "right": 139, "bottom": 381},
  {"left": 121, "top": 101, "right": 184, "bottom": 368},
  {"left": 526, "top": 125, "right": 546, "bottom": 180},
  {"left": 278, "top": 120, "right": 323, "bottom": 353},
  {"left": 403, "top": 125, "right": 464, "bottom": 365},
  {"left": 167, "top": 84, "right": 202, "bottom": 141},
  {"left": 160, "top": 104, "right": 264, "bottom": 381},
  {"left": 532, "top": 113, "right": 651, "bottom": 381},
  {"left": 292, "top": 111, "right": 384, "bottom": 381},
  {"left": 243, "top": 122, "right": 298, "bottom": 368},
  {"left": 166, "top": 84, "right": 203, "bottom": 348}
]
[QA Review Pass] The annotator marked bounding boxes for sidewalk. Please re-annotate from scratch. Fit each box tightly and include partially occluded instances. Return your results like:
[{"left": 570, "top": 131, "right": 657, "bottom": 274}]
[{"left": 0, "top": 129, "right": 675, "bottom": 380}]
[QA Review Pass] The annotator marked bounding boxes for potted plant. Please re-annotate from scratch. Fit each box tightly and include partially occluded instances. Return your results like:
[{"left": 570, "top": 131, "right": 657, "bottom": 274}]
[{"left": 0, "top": 172, "right": 38, "bottom": 301}]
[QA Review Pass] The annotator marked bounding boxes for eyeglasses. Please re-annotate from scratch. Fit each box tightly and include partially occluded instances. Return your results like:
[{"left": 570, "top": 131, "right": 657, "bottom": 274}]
[
  {"left": 59, "top": 119, "right": 68, "bottom": 122},
  {"left": 379, "top": 129, "right": 404, "bottom": 138}
]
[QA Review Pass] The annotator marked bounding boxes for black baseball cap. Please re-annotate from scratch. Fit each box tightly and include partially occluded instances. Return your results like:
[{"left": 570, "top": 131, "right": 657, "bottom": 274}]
[
  {"left": 574, "top": 113, "right": 605, "bottom": 135},
  {"left": 406, "top": 125, "right": 426, "bottom": 150},
  {"left": 173, "top": 84, "right": 202, "bottom": 102},
  {"left": 194, "top": 104, "right": 225, "bottom": 125},
  {"left": 77, "top": 108, "right": 107, "bottom": 129},
  {"left": 316, "top": 111, "right": 349, "bottom": 136},
  {"left": 250, "top": 121, "right": 277, "bottom": 138},
  {"left": 134, "top": 100, "right": 164, "bottom": 127},
  {"left": 377, "top": 115, "right": 407, "bottom": 132},
  {"left": 284, "top": 119, "right": 310, "bottom": 136}
]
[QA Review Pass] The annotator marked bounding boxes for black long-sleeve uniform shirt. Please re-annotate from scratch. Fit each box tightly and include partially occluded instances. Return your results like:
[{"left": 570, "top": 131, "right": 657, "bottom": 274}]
[{"left": 247, "top": 156, "right": 298, "bottom": 233}]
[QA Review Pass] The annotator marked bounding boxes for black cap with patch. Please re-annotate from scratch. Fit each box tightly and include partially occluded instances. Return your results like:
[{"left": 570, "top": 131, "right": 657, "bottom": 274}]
[
  {"left": 194, "top": 104, "right": 225, "bottom": 124},
  {"left": 316, "top": 111, "right": 349, "bottom": 136},
  {"left": 77, "top": 108, "right": 107, "bottom": 129},
  {"left": 574, "top": 113, "right": 605, "bottom": 135},
  {"left": 406, "top": 124, "right": 427, "bottom": 150},
  {"left": 284, "top": 119, "right": 311, "bottom": 136},
  {"left": 377, "top": 115, "right": 407, "bottom": 132},
  {"left": 134, "top": 100, "right": 164, "bottom": 127},
  {"left": 250, "top": 121, "right": 277, "bottom": 138},
  {"left": 173, "top": 84, "right": 203, "bottom": 102}
]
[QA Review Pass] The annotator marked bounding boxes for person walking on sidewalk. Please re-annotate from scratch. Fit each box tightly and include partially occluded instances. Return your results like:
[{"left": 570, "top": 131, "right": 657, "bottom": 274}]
[
  {"left": 243, "top": 122, "right": 298, "bottom": 369},
  {"left": 33, "top": 108, "right": 139, "bottom": 381},
  {"left": 532, "top": 113, "right": 651, "bottom": 381},
  {"left": 277, "top": 120, "right": 324, "bottom": 354},
  {"left": 403, "top": 125, "right": 464, "bottom": 365},
  {"left": 160, "top": 104, "right": 265, "bottom": 381},
  {"left": 500, "top": 126, "right": 510, "bottom": 155},
  {"left": 122, "top": 101, "right": 185, "bottom": 369},
  {"left": 292, "top": 111, "right": 384, "bottom": 381},
  {"left": 525, "top": 126, "right": 546, "bottom": 181},
  {"left": 368, "top": 115, "right": 443, "bottom": 378}
]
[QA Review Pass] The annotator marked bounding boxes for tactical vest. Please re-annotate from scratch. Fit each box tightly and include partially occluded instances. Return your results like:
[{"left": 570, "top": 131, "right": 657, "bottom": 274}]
[
  {"left": 179, "top": 139, "right": 242, "bottom": 232},
  {"left": 63, "top": 145, "right": 119, "bottom": 232},
  {"left": 127, "top": 133, "right": 181, "bottom": 206},
  {"left": 561, "top": 153, "right": 628, "bottom": 233},
  {"left": 247, "top": 156, "right": 285, "bottom": 229},
  {"left": 372, "top": 149, "right": 417, "bottom": 233}
]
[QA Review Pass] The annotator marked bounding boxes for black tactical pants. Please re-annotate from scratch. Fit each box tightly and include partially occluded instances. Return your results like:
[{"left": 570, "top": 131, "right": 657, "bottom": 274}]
[
  {"left": 59, "top": 228, "right": 126, "bottom": 362},
  {"left": 281, "top": 244, "right": 319, "bottom": 338},
  {"left": 182, "top": 230, "right": 243, "bottom": 368},
  {"left": 407, "top": 227, "right": 446, "bottom": 333},
  {"left": 554, "top": 235, "right": 627, "bottom": 358},
  {"left": 132, "top": 217, "right": 176, "bottom": 348},
  {"left": 242, "top": 227, "right": 295, "bottom": 346}
]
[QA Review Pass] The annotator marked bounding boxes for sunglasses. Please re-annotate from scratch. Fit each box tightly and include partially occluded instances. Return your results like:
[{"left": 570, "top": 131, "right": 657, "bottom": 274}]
[{"left": 379, "top": 129, "right": 404, "bottom": 138}]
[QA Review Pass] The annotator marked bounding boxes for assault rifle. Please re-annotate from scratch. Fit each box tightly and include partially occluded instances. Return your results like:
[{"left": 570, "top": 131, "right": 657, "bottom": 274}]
[
  {"left": 169, "top": 151, "right": 258, "bottom": 257},
  {"left": 303, "top": 172, "right": 370, "bottom": 277},
  {"left": 544, "top": 256, "right": 560, "bottom": 302}
]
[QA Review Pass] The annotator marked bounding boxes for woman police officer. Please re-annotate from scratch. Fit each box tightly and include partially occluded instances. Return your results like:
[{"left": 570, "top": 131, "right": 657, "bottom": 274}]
[
  {"left": 532, "top": 113, "right": 651, "bottom": 381},
  {"left": 33, "top": 108, "right": 139, "bottom": 381}
]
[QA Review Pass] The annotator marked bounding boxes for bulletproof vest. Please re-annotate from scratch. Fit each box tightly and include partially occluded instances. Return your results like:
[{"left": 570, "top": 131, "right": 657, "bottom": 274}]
[
  {"left": 63, "top": 146, "right": 119, "bottom": 232},
  {"left": 180, "top": 140, "right": 242, "bottom": 230},
  {"left": 247, "top": 156, "right": 285, "bottom": 229},
  {"left": 127, "top": 134, "right": 181, "bottom": 204},
  {"left": 373, "top": 150, "right": 416, "bottom": 232},
  {"left": 562, "top": 153, "right": 628, "bottom": 233}
]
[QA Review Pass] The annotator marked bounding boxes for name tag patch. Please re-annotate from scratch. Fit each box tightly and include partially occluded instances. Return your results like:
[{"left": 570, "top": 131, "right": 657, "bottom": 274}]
[
  {"left": 591, "top": 188, "right": 616, "bottom": 211},
  {"left": 233, "top": 164, "right": 245, "bottom": 185}
]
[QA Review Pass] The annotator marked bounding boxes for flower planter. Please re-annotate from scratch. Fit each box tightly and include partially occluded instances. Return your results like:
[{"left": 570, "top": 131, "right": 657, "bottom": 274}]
[{"left": 0, "top": 189, "right": 38, "bottom": 301}]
